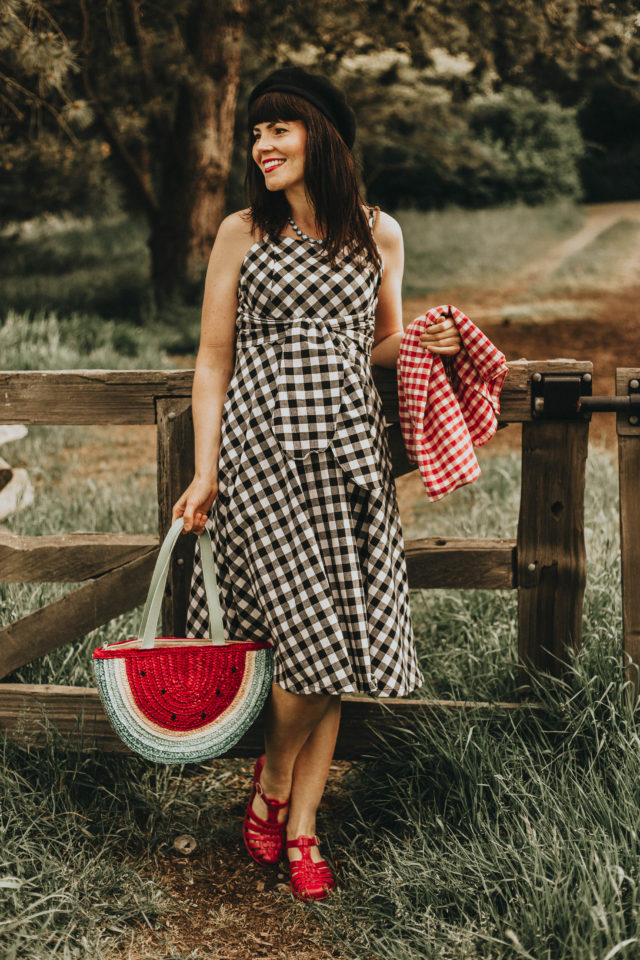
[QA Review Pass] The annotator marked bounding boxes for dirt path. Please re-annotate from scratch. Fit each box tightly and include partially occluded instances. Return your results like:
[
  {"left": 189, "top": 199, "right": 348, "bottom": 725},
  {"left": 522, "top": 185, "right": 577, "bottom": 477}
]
[
  {"left": 502, "top": 200, "right": 640, "bottom": 293},
  {"left": 398, "top": 201, "right": 640, "bottom": 525}
]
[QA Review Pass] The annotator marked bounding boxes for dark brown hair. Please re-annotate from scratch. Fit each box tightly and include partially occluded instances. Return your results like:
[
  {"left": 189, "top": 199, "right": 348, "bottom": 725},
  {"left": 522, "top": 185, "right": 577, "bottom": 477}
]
[{"left": 245, "top": 91, "right": 382, "bottom": 271}]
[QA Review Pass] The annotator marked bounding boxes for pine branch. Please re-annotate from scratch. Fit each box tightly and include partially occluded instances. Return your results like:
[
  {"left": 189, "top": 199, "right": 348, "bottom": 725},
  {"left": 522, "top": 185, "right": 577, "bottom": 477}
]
[
  {"left": 0, "top": 90, "right": 24, "bottom": 121},
  {"left": 78, "top": 0, "right": 159, "bottom": 215},
  {"left": 0, "top": 70, "right": 80, "bottom": 145}
]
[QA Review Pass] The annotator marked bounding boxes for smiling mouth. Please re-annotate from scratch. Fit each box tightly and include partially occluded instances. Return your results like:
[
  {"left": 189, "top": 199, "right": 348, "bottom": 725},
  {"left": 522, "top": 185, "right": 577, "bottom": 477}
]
[{"left": 263, "top": 159, "right": 285, "bottom": 173}]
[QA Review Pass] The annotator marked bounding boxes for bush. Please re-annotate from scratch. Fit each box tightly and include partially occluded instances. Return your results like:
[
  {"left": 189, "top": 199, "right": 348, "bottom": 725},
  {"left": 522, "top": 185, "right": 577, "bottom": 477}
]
[
  {"left": 462, "top": 86, "right": 585, "bottom": 206},
  {"left": 366, "top": 86, "right": 585, "bottom": 210}
]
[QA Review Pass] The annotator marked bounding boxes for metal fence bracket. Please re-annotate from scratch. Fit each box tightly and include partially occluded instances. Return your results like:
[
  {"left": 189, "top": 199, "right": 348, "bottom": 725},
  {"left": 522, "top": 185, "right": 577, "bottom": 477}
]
[{"left": 531, "top": 372, "right": 592, "bottom": 420}]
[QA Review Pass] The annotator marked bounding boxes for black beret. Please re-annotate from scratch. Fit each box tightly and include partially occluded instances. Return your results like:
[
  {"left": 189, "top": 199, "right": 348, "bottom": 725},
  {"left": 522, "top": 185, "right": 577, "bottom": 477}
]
[{"left": 248, "top": 66, "right": 356, "bottom": 149}]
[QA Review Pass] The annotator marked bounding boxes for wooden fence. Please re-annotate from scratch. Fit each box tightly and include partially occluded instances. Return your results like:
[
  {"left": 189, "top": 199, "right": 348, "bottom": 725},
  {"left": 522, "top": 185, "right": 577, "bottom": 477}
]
[{"left": 0, "top": 359, "right": 637, "bottom": 758}]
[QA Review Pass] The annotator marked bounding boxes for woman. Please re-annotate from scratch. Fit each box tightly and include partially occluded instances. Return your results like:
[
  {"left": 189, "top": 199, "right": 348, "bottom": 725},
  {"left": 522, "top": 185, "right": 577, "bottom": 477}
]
[{"left": 171, "top": 66, "right": 462, "bottom": 902}]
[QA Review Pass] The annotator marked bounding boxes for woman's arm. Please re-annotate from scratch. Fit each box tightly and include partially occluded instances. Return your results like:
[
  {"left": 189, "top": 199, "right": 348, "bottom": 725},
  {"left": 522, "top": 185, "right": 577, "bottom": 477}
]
[
  {"left": 370, "top": 212, "right": 405, "bottom": 369},
  {"left": 172, "top": 210, "right": 255, "bottom": 533},
  {"left": 370, "top": 212, "right": 461, "bottom": 369}
]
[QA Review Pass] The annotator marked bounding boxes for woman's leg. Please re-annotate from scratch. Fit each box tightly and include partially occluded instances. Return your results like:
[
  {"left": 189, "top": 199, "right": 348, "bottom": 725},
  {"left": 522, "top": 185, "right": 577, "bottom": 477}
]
[
  {"left": 249, "top": 683, "right": 341, "bottom": 843},
  {"left": 286, "top": 694, "right": 341, "bottom": 863}
]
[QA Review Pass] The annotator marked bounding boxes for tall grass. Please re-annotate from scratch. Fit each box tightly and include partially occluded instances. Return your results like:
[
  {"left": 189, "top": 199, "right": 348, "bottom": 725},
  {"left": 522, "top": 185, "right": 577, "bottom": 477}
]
[
  {"left": 326, "top": 641, "right": 638, "bottom": 960},
  {"left": 0, "top": 734, "right": 244, "bottom": 960},
  {"left": 316, "top": 446, "right": 630, "bottom": 960},
  {"left": 0, "top": 310, "right": 174, "bottom": 371}
]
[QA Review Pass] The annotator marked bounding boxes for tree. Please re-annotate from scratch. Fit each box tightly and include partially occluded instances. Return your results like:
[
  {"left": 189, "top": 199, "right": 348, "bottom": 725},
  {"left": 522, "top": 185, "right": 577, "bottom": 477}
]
[
  {"left": 1, "top": 0, "right": 248, "bottom": 307},
  {"left": 230, "top": 0, "right": 640, "bottom": 208}
]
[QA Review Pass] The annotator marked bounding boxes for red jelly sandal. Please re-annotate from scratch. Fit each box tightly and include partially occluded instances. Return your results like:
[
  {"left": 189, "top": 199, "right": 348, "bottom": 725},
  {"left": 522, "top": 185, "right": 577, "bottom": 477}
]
[
  {"left": 242, "top": 754, "right": 290, "bottom": 866},
  {"left": 286, "top": 835, "right": 336, "bottom": 901}
]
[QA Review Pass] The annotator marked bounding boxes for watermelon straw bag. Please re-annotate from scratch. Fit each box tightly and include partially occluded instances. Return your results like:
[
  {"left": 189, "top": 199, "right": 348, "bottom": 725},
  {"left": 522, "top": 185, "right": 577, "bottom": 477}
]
[{"left": 93, "top": 516, "right": 274, "bottom": 763}]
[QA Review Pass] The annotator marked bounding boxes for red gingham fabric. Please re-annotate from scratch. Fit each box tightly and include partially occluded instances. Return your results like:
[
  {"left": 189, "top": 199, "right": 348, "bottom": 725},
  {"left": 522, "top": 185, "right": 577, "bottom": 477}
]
[{"left": 397, "top": 304, "right": 509, "bottom": 501}]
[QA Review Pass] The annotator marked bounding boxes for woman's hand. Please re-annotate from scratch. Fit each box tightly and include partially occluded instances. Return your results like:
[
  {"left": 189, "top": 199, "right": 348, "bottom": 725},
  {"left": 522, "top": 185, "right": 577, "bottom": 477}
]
[
  {"left": 171, "top": 475, "right": 219, "bottom": 536},
  {"left": 418, "top": 313, "right": 462, "bottom": 356}
]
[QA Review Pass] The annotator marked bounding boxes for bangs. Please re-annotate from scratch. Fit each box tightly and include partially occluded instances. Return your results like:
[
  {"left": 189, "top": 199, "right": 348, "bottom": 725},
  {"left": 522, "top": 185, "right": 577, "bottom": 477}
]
[{"left": 248, "top": 91, "right": 314, "bottom": 131}]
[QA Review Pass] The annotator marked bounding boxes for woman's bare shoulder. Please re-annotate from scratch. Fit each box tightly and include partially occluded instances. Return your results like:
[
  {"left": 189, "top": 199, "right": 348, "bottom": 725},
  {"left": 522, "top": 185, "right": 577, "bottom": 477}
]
[
  {"left": 216, "top": 208, "right": 259, "bottom": 243},
  {"left": 210, "top": 209, "right": 262, "bottom": 267},
  {"left": 372, "top": 209, "right": 402, "bottom": 246}
]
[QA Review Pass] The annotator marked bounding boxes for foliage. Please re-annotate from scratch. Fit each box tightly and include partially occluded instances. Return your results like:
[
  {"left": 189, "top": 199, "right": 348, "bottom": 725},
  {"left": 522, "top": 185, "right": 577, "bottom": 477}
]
[
  {"left": 578, "top": 80, "right": 640, "bottom": 202},
  {"left": 227, "top": 0, "right": 640, "bottom": 211},
  {"left": 0, "top": 0, "right": 110, "bottom": 222},
  {"left": 460, "top": 86, "right": 584, "bottom": 206},
  {"left": 3, "top": 0, "right": 640, "bottom": 243},
  {"left": 1, "top": 0, "right": 247, "bottom": 305},
  {"left": 352, "top": 81, "right": 584, "bottom": 209},
  {"left": 0, "top": 309, "right": 173, "bottom": 369}
]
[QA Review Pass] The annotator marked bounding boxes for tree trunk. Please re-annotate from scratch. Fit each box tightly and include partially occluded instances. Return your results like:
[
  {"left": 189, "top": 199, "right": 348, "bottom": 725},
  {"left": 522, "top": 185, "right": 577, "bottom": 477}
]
[{"left": 150, "top": 0, "right": 248, "bottom": 307}]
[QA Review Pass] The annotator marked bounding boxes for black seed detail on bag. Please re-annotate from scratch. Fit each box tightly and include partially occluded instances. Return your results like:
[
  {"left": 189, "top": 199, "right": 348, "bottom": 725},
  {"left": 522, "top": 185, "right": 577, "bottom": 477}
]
[
  {"left": 171, "top": 713, "right": 176, "bottom": 720},
  {"left": 216, "top": 688, "right": 221, "bottom": 696},
  {"left": 201, "top": 711, "right": 206, "bottom": 719},
  {"left": 140, "top": 670, "right": 146, "bottom": 677},
  {"left": 161, "top": 688, "right": 166, "bottom": 695},
  {"left": 231, "top": 665, "right": 237, "bottom": 673}
]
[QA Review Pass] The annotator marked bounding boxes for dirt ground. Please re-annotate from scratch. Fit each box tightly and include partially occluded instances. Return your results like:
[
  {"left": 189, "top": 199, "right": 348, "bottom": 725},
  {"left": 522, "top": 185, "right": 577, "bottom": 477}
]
[
  {"left": 61, "top": 202, "right": 640, "bottom": 959},
  {"left": 116, "top": 760, "right": 353, "bottom": 960}
]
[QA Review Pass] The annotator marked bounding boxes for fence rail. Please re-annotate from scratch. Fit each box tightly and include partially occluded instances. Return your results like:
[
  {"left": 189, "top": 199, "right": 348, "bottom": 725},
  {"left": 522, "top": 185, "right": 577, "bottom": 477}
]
[{"left": 0, "top": 357, "right": 637, "bottom": 755}]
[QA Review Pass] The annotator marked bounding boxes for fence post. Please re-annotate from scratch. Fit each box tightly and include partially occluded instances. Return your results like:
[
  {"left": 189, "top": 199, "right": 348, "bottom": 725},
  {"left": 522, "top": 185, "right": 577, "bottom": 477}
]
[
  {"left": 156, "top": 396, "right": 195, "bottom": 637},
  {"left": 617, "top": 368, "right": 640, "bottom": 694},
  {"left": 517, "top": 417, "right": 589, "bottom": 690}
]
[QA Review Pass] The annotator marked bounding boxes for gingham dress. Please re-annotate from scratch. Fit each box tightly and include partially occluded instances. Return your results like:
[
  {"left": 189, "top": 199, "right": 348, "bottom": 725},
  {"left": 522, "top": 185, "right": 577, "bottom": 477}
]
[{"left": 185, "top": 212, "right": 424, "bottom": 697}]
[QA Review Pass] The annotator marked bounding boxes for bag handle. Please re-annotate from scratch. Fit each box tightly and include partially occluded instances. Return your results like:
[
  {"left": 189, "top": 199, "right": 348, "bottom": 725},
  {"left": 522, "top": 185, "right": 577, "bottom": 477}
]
[{"left": 138, "top": 516, "right": 224, "bottom": 648}]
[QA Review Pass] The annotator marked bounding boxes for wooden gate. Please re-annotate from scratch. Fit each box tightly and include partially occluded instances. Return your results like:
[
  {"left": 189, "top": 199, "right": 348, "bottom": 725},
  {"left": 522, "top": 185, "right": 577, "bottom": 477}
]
[{"left": 0, "top": 360, "right": 637, "bottom": 758}]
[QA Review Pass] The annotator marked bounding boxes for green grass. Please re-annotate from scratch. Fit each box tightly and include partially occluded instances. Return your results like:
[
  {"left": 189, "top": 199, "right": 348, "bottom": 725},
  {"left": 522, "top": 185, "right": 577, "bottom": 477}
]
[
  {"left": 0, "top": 311, "right": 168, "bottom": 687},
  {"left": 0, "top": 309, "right": 175, "bottom": 371},
  {"left": 0, "top": 215, "right": 153, "bottom": 323},
  {"left": 0, "top": 735, "right": 245, "bottom": 960},
  {"left": 0, "top": 429, "right": 158, "bottom": 686},
  {"left": 397, "top": 199, "right": 584, "bottom": 298},
  {"left": 1, "top": 201, "right": 587, "bottom": 332},
  {"left": 318, "top": 445, "right": 629, "bottom": 960},
  {"left": 327, "top": 648, "right": 640, "bottom": 960}
]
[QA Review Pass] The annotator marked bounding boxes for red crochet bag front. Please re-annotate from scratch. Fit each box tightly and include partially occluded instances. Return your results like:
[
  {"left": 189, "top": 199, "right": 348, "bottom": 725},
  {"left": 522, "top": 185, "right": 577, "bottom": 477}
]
[{"left": 92, "top": 517, "right": 273, "bottom": 763}]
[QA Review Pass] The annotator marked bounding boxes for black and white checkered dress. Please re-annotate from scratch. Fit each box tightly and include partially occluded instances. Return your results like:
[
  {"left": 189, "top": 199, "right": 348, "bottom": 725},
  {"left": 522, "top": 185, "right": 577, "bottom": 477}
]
[{"left": 185, "top": 213, "right": 424, "bottom": 697}]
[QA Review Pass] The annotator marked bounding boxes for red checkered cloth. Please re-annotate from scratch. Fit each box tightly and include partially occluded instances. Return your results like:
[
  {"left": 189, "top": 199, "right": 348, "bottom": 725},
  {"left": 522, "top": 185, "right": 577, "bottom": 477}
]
[{"left": 396, "top": 304, "right": 509, "bottom": 501}]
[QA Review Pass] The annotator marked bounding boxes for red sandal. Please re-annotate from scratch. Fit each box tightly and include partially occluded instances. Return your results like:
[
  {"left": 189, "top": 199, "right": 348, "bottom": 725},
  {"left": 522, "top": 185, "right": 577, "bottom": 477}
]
[
  {"left": 286, "top": 835, "right": 336, "bottom": 901},
  {"left": 242, "top": 754, "right": 290, "bottom": 866}
]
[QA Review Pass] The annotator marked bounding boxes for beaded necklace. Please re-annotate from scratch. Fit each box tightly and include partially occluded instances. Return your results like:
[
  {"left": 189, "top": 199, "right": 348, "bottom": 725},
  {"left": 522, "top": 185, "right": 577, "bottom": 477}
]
[{"left": 287, "top": 215, "right": 322, "bottom": 244}]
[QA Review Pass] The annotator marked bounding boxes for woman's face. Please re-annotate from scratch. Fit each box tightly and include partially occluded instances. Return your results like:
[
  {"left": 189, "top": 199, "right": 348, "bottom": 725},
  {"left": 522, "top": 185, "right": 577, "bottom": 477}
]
[{"left": 251, "top": 119, "right": 307, "bottom": 192}]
